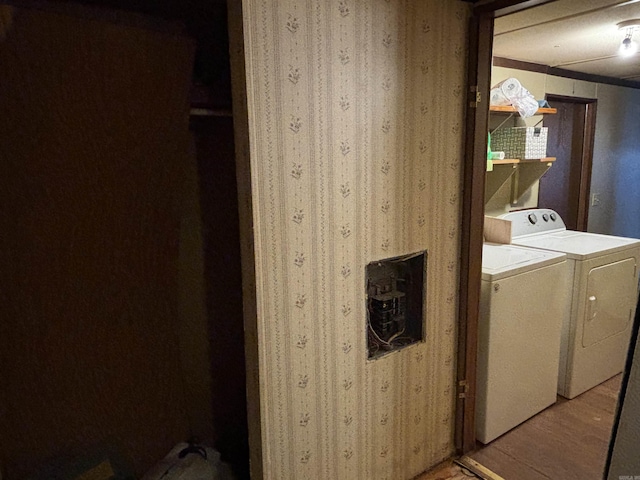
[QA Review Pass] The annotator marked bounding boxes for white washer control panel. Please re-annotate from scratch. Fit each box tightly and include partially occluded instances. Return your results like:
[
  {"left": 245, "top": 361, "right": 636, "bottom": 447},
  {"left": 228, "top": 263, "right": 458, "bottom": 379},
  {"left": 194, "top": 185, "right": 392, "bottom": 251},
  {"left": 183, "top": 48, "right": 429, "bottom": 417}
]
[{"left": 499, "top": 208, "right": 566, "bottom": 238}]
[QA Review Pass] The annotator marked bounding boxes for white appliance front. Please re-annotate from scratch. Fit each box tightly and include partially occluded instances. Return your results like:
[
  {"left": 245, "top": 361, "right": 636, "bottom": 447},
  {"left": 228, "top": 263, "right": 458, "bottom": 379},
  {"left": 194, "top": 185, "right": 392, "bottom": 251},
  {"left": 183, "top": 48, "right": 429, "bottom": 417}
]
[
  {"left": 500, "top": 209, "right": 640, "bottom": 399},
  {"left": 476, "top": 243, "right": 568, "bottom": 444}
]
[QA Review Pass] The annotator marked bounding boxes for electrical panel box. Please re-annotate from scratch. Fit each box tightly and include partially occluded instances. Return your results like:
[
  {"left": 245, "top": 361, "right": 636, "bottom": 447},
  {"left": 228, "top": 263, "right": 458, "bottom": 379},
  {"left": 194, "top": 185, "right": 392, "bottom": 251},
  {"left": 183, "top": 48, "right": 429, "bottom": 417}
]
[{"left": 366, "top": 251, "right": 427, "bottom": 359}]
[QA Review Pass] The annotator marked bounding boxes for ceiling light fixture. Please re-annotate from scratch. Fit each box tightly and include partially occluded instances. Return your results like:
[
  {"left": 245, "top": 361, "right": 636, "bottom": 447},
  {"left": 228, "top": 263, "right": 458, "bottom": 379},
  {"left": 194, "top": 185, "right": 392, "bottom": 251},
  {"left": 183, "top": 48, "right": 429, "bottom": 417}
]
[
  {"left": 620, "top": 35, "right": 637, "bottom": 57},
  {"left": 617, "top": 20, "right": 640, "bottom": 57}
]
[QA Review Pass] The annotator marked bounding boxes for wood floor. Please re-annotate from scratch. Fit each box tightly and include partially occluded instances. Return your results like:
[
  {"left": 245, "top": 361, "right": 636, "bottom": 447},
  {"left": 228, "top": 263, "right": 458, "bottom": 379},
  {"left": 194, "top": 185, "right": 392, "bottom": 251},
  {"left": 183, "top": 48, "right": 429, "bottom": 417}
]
[
  {"left": 415, "top": 375, "right": 621, "bottom": 480},
  {"left": 470, "top": 374, "right": 621, "bottom": 480}
]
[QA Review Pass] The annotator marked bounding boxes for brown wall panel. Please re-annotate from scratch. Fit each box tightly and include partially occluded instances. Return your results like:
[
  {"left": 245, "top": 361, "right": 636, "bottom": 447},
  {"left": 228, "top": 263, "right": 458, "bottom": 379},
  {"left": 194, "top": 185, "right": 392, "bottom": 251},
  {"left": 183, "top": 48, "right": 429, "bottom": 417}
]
[
  {"left": 190, "top": 116, "right": 249, "bottom": 479},
  {"left": 0, "top": 7, "right": 194, "bottom": 478}
]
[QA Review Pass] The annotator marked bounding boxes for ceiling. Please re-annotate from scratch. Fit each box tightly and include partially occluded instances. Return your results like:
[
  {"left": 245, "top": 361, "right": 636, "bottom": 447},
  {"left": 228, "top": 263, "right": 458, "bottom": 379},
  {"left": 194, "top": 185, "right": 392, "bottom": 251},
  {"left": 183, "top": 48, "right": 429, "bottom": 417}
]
[
  {"left": 493, "top": 0, "right": 640, "bottom": 81},
  {"left": 38, "top": 0, "right": 640, "bottom": 84}
]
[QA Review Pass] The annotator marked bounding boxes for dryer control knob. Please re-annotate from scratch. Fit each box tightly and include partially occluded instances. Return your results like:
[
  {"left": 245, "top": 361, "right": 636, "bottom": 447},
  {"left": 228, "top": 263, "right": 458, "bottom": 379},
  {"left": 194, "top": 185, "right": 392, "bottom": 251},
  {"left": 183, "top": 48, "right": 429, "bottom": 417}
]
[
  {"left": 550, "top": 213, "right": 557, "bottom": 221},
  {"left": 528, "top": 213, "right": 538, "bottom": 224},
  {"left": 542, "top": 213, "right": 549, "bottom": 222}
]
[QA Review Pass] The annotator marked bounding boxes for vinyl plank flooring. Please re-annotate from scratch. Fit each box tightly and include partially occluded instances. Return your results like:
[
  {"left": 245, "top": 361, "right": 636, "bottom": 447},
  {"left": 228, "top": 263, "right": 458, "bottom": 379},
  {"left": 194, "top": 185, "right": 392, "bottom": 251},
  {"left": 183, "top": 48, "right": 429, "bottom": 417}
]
[
  {"left": 577, "top": 378, "right": 621, "bottom": 416},
  {"left": 488, "top": 417, "right": 606, "bottom": 480},
  {"left": 528, "top": 398, "right": 614, "bottom": 443},
  {"left": 469, "top": 374, "right": 621, "bottom": 480},
  {"left": 601, "top": 374, "right": 622, "bottom": 392}
]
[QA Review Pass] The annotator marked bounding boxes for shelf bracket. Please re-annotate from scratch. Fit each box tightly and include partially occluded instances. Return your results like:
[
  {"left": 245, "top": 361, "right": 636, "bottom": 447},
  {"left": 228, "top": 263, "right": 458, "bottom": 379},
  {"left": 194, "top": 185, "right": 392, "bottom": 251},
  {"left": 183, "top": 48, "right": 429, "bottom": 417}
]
[
  {"left": 491, "top": 113, "right": 514, "bottom": 133},
  {"left": 510, "top": 167, "right": 520, "bottom": 205}
]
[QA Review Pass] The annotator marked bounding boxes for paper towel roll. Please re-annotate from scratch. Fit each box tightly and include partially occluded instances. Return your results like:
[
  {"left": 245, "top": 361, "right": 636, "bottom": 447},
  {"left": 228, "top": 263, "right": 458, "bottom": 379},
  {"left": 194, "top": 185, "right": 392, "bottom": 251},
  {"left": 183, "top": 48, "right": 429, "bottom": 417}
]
[
  {"left": 490, "top": 88, "right": 510, "bottom": 106},
  {"left": 490, "top": 78, "right": 523, "bottom": 106},
  {"left": 499, "top": 78, "right": 523, "bottom": 100},
  {"left": 490, "top": 77, "right": 539, "bottom": 118}
]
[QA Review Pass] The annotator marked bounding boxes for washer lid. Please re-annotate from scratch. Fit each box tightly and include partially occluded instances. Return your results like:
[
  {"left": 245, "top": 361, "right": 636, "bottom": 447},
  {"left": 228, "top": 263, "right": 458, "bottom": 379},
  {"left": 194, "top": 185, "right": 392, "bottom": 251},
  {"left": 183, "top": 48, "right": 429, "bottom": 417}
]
[
  {"left": 512, "top": 231, "right": 640, "bottom": 260},
  {"left": 482, "top": 243, "right": 566, "bottom": 281}
]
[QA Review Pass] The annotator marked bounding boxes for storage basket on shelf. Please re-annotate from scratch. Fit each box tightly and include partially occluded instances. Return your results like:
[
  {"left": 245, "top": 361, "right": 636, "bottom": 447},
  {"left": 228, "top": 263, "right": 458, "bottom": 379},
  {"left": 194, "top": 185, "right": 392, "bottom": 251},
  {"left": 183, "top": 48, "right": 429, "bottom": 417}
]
[{"left": 491, "top": 126, "right": 548, "bottom": 159}]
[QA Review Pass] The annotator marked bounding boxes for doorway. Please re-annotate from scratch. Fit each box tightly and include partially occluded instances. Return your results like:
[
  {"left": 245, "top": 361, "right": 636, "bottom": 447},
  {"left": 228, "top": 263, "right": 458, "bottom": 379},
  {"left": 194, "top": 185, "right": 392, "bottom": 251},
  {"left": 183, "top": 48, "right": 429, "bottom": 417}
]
[
  {"left": 538, "top": 95, "right": 597, "bottom": 231},
  {"left": 459, "top": 2, "right": 634, "bottom": 478}
]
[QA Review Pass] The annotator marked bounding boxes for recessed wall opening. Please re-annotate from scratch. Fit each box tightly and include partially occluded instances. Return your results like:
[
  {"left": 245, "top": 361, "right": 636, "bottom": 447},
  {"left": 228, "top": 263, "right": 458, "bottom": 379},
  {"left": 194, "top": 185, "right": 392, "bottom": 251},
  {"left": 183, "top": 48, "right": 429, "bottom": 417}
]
[{"left": 366, "top": 251, "right": 427, "bottom": 360}]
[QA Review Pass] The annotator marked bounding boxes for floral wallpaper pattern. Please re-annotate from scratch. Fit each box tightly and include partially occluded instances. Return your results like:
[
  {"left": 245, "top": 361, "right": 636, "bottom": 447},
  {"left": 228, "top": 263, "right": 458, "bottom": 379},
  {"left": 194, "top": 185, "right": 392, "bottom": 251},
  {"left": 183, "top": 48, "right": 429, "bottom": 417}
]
[{"left": 240, "top": 0, "right": 469, "bottom": 478}]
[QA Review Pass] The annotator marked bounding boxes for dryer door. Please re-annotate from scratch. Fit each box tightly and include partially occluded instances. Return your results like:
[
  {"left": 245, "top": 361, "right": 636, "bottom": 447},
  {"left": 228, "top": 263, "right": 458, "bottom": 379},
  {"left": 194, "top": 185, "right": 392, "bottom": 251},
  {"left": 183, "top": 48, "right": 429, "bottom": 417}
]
[{"left": 583, "top": 257, "right": 637, "bottom": 347}]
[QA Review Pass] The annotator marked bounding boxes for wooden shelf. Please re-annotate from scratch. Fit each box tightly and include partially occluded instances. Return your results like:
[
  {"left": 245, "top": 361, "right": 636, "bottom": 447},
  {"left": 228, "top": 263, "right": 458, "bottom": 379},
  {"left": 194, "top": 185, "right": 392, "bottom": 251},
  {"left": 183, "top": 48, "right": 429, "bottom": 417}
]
[
  {"left": 487, "top": 104, "right": 557, "bottom": 204},
  {"left": 491, "top": 157, "right": 556, "bottom": 165},
  {"left": 490, "top": 105, "right": 557, "bottom": 115}
]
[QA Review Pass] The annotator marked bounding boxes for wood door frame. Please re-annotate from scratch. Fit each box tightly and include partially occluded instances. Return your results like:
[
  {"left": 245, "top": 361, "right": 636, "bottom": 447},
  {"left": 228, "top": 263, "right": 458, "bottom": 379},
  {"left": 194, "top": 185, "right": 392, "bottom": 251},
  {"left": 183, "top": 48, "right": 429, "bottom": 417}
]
[
  {"left": 227, "top": 2, "right": 264, "bottom": 479},
  {"left": 543, "top": 94, "right": 597, "bottom": 232},
  {"left": 456, "top": 9, "right": 493, "bottom": 455},
  {"left": 457, "top": 0, "right": 559, "bottom": 455}
]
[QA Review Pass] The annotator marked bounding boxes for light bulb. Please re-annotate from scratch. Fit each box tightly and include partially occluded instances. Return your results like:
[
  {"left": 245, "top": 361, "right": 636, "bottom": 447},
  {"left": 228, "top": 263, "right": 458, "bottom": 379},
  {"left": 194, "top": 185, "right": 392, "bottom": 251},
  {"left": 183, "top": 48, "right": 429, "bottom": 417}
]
[{"left": 620, "top": 36, "right": 638, "bottom": 57}]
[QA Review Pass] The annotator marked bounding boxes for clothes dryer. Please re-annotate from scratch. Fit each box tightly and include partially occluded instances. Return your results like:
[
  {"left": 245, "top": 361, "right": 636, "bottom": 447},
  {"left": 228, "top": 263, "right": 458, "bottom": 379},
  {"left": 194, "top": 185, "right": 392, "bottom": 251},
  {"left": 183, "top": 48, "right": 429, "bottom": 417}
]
[{"left": 500, "top": 209, "right": 640, "bottom": 399}]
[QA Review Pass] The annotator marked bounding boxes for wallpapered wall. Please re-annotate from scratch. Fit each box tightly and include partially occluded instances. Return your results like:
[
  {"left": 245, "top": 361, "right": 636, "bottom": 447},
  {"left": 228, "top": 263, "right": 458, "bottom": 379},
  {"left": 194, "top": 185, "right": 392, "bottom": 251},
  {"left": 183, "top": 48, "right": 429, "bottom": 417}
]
[{"left": 239, "top": 1, "right": 470, "bottom": 478}]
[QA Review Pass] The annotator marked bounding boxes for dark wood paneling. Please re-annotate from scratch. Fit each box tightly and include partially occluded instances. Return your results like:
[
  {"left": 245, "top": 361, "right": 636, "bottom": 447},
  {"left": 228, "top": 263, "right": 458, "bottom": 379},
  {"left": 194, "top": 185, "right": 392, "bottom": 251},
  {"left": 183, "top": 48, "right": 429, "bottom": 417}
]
[
  {"left": 190, "top": 116, "right": 249, "bottom": 479},
  {"left": 7, "top": 1, "right": 232, "bottom": 108},
  {"left": 548, "top": 66, "right": 640, "bottom": 90},
  {"left": 493, "top": 56, "right": 640, "bottom": 90},
  {"left": 0, "top": 7, "right": 194, "bottom": 478},
  {"left": 226, "top": 0, "right": 263, "bottom": 477},
  {"left": 493, "top": 56, "right": 550, "bottom": 74},
  {"left": 578, "top": 101, "right": 597, "bottom": 231},
  {"left": 538, "top": 100, "right": 585, "bottom": 229},
  {"left": 474, "top": 0, "right": 557, "bottom": 17},
  {"left": 538, "top": 95, "right": 597, "bottom": 232},
  {"left": 11, "top": 0, "right": 226, "bottom": 25}
]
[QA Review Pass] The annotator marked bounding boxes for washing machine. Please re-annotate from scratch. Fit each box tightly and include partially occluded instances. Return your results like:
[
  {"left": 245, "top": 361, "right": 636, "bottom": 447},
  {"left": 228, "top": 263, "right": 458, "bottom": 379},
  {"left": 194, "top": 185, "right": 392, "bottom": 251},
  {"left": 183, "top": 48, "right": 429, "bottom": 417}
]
[
  {"left": 476, "top": 243, "right": 568, "bottom": 444},
  {"left": 500, "top": 208, "right": 640, "bottom": 399}
]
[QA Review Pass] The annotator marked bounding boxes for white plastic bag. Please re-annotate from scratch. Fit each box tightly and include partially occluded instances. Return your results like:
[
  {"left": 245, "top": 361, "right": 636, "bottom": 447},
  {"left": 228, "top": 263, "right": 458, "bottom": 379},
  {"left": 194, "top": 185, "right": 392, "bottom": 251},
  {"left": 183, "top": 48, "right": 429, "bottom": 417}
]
[{"left": 142, "top": 443, "right": 235, "bottom": 480}]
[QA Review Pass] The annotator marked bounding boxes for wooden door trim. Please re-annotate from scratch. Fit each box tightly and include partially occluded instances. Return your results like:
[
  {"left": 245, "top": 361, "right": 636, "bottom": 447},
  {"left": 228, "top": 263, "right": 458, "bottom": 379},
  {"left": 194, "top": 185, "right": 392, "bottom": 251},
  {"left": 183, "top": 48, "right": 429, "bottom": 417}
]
[
  {"left": 227, "top": 1, "right": 264, "bottom": 478},
  {"left": 456, "top": 10, "right": 493, "bottom": 455},
  {"left": 474, "top": 0, "right": 557, "bottom": 16},
  {"left": 544, "top": 94, "right": 596, "bottom": 104},
  {"left": 578, "top": 102, "right": 597, "bottom": 231},
  {"left": 457, "top": 0, "right": 561, "bottom": 455},
  {"left": 544, "top": 94, "right": 597, "bottom": 232}
]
